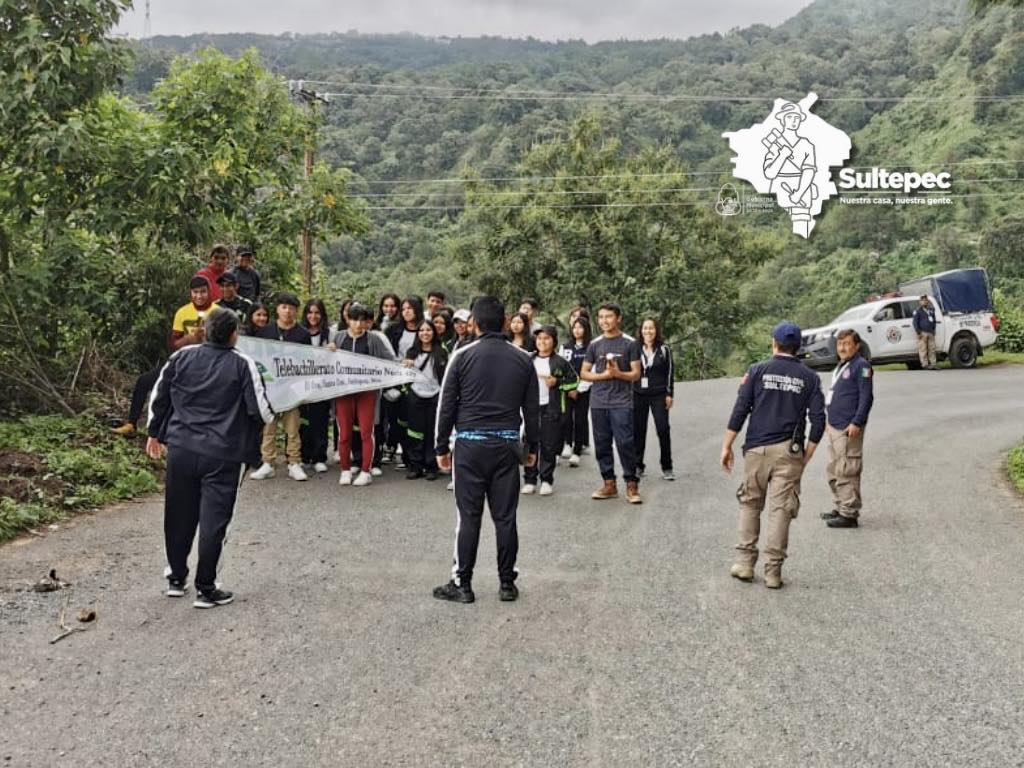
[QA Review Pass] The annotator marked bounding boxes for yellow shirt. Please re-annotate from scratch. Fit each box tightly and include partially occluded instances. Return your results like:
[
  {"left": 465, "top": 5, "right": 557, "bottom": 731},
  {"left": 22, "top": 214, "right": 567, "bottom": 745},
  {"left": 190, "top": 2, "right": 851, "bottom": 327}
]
[{"left": 172, "top": 302, "right": 219, "bottom": 335}]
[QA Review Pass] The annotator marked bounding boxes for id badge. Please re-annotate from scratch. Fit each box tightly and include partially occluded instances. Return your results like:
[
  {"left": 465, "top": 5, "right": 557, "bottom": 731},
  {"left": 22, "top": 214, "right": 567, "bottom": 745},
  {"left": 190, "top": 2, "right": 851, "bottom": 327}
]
[{"left": 641, "top": 376, "right": 649, "bottom": 389}]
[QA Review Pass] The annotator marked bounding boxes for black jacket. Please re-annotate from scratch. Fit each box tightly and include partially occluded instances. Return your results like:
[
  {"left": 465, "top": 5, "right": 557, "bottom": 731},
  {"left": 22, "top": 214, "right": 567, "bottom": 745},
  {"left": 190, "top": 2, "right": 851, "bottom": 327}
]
[
  {"left": 435, "top": 333, "right": 540, "bottom": 454},
  {"left": 533, "top": 353, "right": 579, "bottom": 417},
  {"left": 727, "top": 354, "right": 826, "bottom": 451},
  {"left": 634, "top": 343, "right": 675, "bottom": 397},
  {"left": 148, "top": 342, "right": 275, "bottom": 465}
]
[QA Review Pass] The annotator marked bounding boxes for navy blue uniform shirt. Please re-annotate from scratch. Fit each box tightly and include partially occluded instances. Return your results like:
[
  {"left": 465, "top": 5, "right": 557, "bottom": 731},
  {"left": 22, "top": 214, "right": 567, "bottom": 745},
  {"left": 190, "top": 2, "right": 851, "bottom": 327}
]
[
  {"left": 912, "top": 305, "right": 937, "bottom": 333},
  {"left": 826, "top": 354, "right": 874, "bottom": 430},
  {"left": 728, "top": 354, "right": 826, "bottom": 451}
]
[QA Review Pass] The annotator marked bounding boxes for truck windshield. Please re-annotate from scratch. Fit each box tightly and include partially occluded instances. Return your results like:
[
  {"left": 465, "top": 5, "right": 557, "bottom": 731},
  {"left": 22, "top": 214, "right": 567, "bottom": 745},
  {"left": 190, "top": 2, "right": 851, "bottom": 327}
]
[{"left": 831, "top": 306, "right": 873, "bottom": 325}]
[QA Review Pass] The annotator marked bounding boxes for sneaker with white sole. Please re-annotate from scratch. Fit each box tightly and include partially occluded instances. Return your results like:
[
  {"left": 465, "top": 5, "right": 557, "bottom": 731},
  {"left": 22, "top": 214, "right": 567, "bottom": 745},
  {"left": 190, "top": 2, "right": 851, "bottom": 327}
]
[
  {"left": 370, "top": 467, "right": 383, "bottom": 477},
  {"left": 538, "top": 482, "right": 554, "bottom": 496},
  {"left": 314, "top": 462, "right": 329, "bottom": 474},
  {"left": 560, "top": 445, "right": 573, "bottom": 460},
  {"left": 166, "top": 580, "right": 188, "bottom": 597},
  {"left": 193, "top": 588, "right": 234, "bottom": 609},
  {"left": 446, "top": 480, "right": 454, "bottom": 491},
  {"left": 569, "top": 453, "right": 580, "bottom": 467},
  {"left": 249, "top": 462, "right": 275, "bottom": 480},
  {"left": 338, "top": 470, "right": 352, "bottom": 486},
  {"left": 352, "top": 471, "right": 373, "bottom": 487},
  {"left": 349, "top": 465, "right": 359, "bottom": 474},
  {"left": 662, "top": 470, "right": 675, "bottom": 481},
  {"left": 521, "top": 483, "right": 536, "bottom": 495},
  {"left": 287, "top": 463, "right": 308, "bottom": 481}
]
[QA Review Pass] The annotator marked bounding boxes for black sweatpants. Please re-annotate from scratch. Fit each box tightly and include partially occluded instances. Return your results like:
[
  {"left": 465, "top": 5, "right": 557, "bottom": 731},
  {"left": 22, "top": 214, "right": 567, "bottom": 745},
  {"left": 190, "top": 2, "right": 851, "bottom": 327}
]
[
  {"left": 561, "top": 390, "right": 590, "bottom": 454},
  {"left": 634, "top": 392, "right": 673, "bottom": 472},
  {"left": 164, "top": 446, "right": 243, "bottom": 592},
  {"left": 128, "top": 366, "right": 161, "bottom": 425},
  {"left": 407, "top": 393, "right": 439, "bottom": 473},
  {"left": 452, "top": 438, "right": 520, "bottom": 586},
  {"left": 300, "top": 400, "right": 332, "bottom": 464},
  {"left": 525, "top": 411, "right": 562, "bottom": 485}
]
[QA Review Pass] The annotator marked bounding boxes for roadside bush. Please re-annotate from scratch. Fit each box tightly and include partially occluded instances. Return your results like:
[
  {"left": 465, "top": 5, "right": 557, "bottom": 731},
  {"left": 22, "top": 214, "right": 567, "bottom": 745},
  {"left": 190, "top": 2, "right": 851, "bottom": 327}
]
[{"left": 1009, "top": 443, "right": 1024, "bottom": 494}]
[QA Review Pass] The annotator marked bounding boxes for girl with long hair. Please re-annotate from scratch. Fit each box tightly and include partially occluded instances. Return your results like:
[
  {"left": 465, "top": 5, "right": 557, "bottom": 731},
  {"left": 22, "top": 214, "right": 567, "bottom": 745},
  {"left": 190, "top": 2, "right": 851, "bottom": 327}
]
[
  {"left": 402, "top": 319, "right": 447, "bottom": 480},
  {"left": 633, "top": 317, "right": 675, "bottom": 481},
  {"left": 375, "top": 292, "right": 401, "bottom": 333},
  {"left": 300, "top": 299, "right": 332, "bottom": 473},
  {"left": 560, "top": 314, "right": 593, "bottom": 465},
  {"left": 507, "top": 312, "right": 535, "bottom": 352},
  {"left": 432, "top": 310, "right": 455, "bottom": 353},
  {"left": 245, "top": 302, "right": 270, "bottom": 335}
]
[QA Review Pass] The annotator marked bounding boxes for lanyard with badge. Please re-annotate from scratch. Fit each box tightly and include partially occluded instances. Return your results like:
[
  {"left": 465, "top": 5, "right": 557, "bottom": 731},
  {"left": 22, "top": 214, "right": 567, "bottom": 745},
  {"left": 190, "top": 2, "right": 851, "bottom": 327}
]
[
  {"left": 826, "top": 360, "right": 851, "bottom": 406},
  {"left": 640, "top": 347, "right": 655, "bottom": 390}
]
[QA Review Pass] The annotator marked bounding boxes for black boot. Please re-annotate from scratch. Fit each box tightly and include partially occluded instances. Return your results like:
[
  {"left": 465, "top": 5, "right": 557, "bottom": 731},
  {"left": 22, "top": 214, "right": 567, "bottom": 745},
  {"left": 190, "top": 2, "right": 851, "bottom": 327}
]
[
  {"left": 826, "top": 514, "right": 859, "bottom": 528},
  {"left": 820, "top": 510, "right": 839, "bottom": 521},
  {"left": 499, "top": 582, "right": 519, "bottom": 602},
  {"left": 433, "top": 580, "right": 474, "bottom": 603}
]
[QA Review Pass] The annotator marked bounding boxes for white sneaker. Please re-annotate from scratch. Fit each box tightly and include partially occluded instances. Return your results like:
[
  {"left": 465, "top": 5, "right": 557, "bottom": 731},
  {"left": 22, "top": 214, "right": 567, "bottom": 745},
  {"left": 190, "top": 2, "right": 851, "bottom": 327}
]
[
  {"left": 350, "top": 465, "right": 359, "bottom": 474},
  {"left": 287, "top": 463, "right": 308, "bottom": 481},
  {"left": 446, "top": 480, "right": 454, "bottom": 491},
  {"left": 338, "top": 470, "right": 352, "bottom": 486},
  {"left": 314, "top": 462, "right": 328, "bottom": 474},
  {"left": 370, "top": 467, "right": 383, "bottom": 477},
  {"left": 250, "top": 462, "right": 275, "bottom": 480},
  {"left": 539, "top": 482, "right": 554, "bottom": 496},
  {"left": 560, "top": 445, "right": 573, "bottom": 460},
  {"left": 521, "top": 484, "right": 536, "bottom": 495},
  {"left": 352, "top": 471, "right": 373, "bottom": 487},
  {"left": 569, "top": 453, "right": 580, "bottom": 467}
]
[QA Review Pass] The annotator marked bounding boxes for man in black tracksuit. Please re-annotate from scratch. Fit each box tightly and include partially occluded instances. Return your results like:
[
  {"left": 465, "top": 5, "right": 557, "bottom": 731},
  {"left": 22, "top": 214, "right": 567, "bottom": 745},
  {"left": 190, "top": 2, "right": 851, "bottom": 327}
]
[
  {"left": 147, "top": 309, "right": 274, "bottom": 608},
  {"left": 433, "top": 296, "right": 540, "bottom": 604}
]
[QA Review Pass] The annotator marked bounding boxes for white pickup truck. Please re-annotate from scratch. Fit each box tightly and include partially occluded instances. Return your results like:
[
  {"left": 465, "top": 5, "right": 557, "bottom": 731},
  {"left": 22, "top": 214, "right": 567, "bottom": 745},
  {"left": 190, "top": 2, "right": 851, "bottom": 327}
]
[{"left": 799, "top": 268, "right": 1000, "bottom": 370}]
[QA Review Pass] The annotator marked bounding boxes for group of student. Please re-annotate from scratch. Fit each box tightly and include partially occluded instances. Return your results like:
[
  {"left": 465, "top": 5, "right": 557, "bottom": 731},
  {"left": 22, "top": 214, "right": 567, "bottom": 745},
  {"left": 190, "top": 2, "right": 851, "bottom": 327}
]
[{"left": 119, "top": 244, "right": 679, "bottom": 502}]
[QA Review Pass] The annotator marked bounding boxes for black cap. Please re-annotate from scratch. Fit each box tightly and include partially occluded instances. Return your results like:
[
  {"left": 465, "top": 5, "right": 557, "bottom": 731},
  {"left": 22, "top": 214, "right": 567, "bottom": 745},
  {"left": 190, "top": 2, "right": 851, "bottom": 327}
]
[
  {"left": 217, "top": 272, "right": 238, "bottom": 285},
  {"left": 276, "top": 292, "right": 300, "bottom": 308},
  {"left": 236, "top": 244, "right": 255, "bottom": 257},
  {"left": 189, "top": 275, "right": 211, "bottom": 290},
  {"left": 534, "top": 324, "right": 558, "bottom": 342}
]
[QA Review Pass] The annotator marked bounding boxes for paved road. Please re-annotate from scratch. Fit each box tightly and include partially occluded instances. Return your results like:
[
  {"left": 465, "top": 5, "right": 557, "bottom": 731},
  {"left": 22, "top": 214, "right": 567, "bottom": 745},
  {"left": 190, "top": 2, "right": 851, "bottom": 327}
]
[{"left": 2, "top": 365, "right": 1024, "bottom": 766}]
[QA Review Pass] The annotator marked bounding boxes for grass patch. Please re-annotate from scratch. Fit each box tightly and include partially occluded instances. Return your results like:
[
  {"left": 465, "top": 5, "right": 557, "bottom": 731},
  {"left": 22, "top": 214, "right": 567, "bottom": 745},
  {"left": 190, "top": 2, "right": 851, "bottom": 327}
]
[
  {"left": 1009, "top": 443, "right": 1024, "bottom": 495},
  {"left": 0, "top": 415, "right": 160, "bottom": 542},
  {"left": 873, "top": 350, "right": 1024, "bottom": 372}
]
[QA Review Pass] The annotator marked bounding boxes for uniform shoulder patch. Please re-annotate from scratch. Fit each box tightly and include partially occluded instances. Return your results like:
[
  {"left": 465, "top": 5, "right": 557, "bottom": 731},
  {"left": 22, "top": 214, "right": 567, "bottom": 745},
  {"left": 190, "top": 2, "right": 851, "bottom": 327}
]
[{"left": 861, "top": 366, "right": 873, "bottom": 378}]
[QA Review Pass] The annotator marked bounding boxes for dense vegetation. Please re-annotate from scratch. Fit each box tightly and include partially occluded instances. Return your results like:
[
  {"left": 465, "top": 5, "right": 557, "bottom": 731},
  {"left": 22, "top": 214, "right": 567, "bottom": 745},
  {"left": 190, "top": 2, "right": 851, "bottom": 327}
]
[{"left": 130, "top": 0, "right": 1024, "bottom": 374}]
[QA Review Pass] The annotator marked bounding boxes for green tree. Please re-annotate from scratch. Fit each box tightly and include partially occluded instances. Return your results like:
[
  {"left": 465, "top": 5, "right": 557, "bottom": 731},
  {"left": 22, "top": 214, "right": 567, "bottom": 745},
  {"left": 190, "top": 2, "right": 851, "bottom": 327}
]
[{"left": 453, "top": 114, "right": 772, "bottom": 378}]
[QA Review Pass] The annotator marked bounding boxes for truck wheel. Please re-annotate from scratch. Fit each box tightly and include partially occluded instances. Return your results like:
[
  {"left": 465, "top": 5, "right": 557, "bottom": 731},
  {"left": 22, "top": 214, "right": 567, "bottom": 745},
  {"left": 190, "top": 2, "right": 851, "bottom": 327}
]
[
  {"left": 906, "top": 360, "right": 922, "bottom": 370},
  {"left": 949, "top": 336, "right": 978, "bottom": 368}
]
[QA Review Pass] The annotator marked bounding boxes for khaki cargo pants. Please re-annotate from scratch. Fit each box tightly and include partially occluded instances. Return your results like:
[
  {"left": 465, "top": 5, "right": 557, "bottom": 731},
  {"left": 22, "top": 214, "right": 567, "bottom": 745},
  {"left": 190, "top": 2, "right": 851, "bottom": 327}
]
[
  {"left": 917, "top": 332, "right": 936, "bottom": 368},
  {"left": 826, "top": 425, "right": 863, "bottom": 519},
  {"left": 261, "top": 408, "right": 302, "bottom": 465},
  {"left": 735, "top": 440, "right": 805, "bottom": 573}
]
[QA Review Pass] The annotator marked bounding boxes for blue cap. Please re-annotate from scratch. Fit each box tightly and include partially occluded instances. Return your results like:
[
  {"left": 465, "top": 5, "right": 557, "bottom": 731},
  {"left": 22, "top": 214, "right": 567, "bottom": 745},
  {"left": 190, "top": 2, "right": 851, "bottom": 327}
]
[{"left": 772, "top": 321, "right": 802, "bottom": 347}]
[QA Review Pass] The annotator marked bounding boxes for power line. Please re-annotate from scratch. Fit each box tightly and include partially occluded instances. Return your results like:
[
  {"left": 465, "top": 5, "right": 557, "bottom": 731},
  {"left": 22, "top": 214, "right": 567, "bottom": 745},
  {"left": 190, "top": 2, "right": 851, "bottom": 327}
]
[
  {"left": 361, "top": 188, "right": 1024, "bottom": 213},
  {"left": 349, "top": 161, "right": 1024, "bottom": 187},
  {"left": 356, "top": 186, "right": 717, "bottom": 198},
  {"left": 299, "top": 79, "right": 1024, "bottom": 104}
]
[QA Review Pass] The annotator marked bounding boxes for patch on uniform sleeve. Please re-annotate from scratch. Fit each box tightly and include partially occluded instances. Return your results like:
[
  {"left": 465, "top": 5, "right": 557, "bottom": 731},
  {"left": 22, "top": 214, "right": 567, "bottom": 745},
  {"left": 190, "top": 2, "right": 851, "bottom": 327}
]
[
  {"left": 741, "top": 373, "right": 749, "bottom": 385},
  {"left": 861, "top": 366, "right": 873, "bottom": 378}
]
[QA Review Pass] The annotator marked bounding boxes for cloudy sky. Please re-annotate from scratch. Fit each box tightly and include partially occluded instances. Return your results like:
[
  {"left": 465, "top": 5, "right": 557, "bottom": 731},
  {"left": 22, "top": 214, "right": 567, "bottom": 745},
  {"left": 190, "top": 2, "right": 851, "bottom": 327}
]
[{"left": 117, "top": 0, "right": 813, "bottom": 43}]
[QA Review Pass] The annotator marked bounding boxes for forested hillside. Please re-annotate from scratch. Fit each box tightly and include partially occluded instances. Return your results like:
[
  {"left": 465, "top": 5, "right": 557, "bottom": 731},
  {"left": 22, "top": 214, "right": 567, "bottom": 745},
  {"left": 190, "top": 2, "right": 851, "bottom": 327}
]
[{"left": 127, "top": 0, "right": 1023, "bottom": 372}]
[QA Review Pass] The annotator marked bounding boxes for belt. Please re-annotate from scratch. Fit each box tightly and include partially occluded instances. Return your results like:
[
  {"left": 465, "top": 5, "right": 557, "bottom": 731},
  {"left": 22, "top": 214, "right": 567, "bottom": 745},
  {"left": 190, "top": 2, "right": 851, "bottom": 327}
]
[{"left": 456, "top": 429, "right": 520, "bottom": 442}]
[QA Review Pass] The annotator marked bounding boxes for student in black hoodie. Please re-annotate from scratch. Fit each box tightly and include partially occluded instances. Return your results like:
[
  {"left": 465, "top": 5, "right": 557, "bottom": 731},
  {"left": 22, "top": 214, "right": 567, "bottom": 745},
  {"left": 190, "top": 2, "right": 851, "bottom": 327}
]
[
  {"left": 299, "top": 298, "right": 332, "bottom": 474},
  {"left": 403, "top": 319, "right": 447, "bottom": 480},
  {"left": 523, "top": 326, "right": 578, "bottom": 496},
  {"left": 633, "top": 318, "right": 675, "bottom": 481},
  {"left": 560, "top": 314, "right": 592, "bottom": 466}
]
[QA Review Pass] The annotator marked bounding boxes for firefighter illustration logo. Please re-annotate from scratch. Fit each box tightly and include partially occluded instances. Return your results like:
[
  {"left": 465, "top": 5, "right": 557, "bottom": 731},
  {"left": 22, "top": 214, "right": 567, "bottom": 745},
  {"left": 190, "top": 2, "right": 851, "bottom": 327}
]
[{"left": 722, "top": 92, "right": 851, "bottom": 238}]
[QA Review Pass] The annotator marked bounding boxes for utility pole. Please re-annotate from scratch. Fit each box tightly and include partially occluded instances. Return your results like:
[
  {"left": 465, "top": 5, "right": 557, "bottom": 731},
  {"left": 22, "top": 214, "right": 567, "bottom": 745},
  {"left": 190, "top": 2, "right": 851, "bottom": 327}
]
[
  {"left": 288, "top": 80, "right": 330, "bottom": 296},
  {"left": 143, "top": 0, "right": 152, "bottom": 43}
]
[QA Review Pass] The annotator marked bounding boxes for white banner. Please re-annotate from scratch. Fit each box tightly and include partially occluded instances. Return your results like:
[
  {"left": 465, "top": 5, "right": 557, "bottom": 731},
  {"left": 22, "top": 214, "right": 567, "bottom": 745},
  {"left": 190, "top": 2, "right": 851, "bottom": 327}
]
[{"left": 237, "top": 336, "right": 427, "bottom": 412}]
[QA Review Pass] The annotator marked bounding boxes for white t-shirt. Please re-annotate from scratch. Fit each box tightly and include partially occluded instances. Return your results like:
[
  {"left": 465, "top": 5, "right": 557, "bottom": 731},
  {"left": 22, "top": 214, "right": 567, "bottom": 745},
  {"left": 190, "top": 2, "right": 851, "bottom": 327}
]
[
  {"left": 411, "top": 353, "right": 441, "bottom": 399},
  {"left": 397, "top": 328, "right": 417, "bottom": 358},
  {"left": 534, "top": 356, "right": 551, "bottom": 407}
]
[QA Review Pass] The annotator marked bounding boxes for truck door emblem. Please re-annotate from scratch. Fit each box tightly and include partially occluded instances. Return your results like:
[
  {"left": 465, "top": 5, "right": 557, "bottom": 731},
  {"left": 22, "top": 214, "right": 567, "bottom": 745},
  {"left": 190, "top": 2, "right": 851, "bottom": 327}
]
[{"left": 886, "top": 327, "right": 902, "bottom": 343}]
